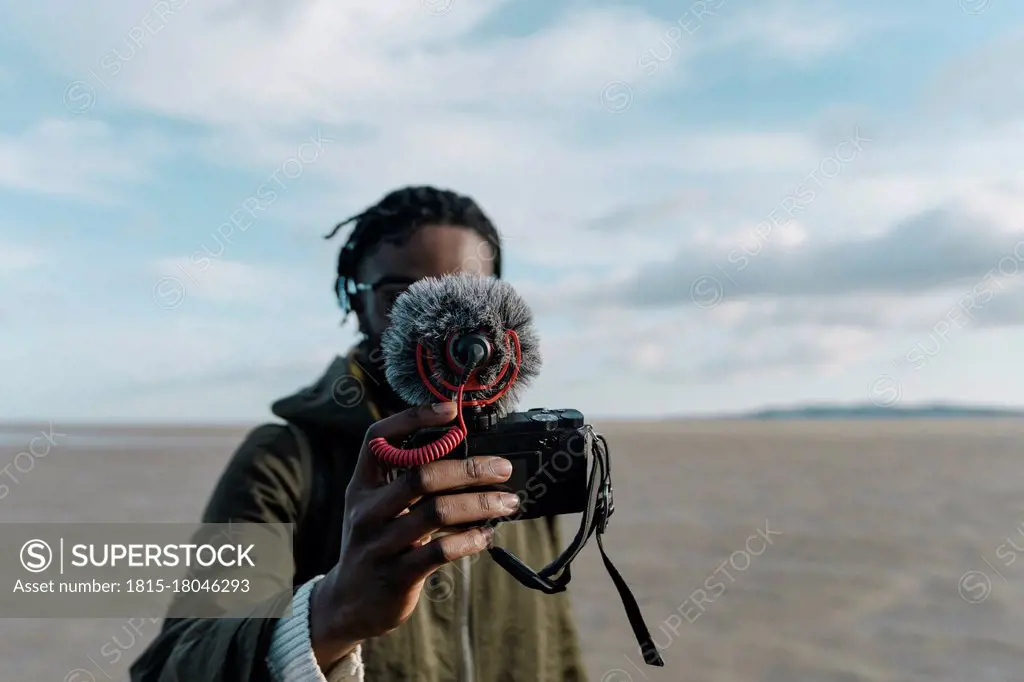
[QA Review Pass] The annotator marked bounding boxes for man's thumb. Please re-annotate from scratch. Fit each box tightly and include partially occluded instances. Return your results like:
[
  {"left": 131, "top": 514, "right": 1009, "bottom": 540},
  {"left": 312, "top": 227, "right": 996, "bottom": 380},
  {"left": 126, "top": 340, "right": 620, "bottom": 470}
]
[
  {"left": 369, "top": 402, "right": 458, "bottom": 442},
  {"left": 428, "top": 401, "right": 458, "bottom": 417}
]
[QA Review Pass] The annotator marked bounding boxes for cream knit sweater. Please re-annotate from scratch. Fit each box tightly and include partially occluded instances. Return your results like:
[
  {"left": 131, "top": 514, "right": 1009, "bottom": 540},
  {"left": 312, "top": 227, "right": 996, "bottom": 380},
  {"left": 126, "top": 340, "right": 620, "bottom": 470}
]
[{"left": 266, "top": 576, "right": 364, "bottom": 682}]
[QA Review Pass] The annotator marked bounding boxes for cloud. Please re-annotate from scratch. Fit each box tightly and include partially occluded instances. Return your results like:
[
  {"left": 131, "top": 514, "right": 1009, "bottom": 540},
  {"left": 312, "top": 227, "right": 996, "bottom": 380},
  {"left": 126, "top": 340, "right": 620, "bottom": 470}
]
[
  {"left": 676, "top": 325, "right": 876, "bottom": 381},
  {"left": 712, "top": 1, "right": 872, "bottom": 64},
  {"left": 714, "top": 283, "right": 1024, "bottom": 334},
  {"left": 582, "top": 189, "right": 711, "bottom": 233},
  {"left": 1, "top": 2, "right": 884, "bottom": 266},
  {"left": 917, "top": 26, "right": 1024, "bottom": 126},
  {"left": 532, "top": 304, "right": 877, "bottom": 392},
  {"left": 150, "top": 257, "right": 308, "bottom": 306},
  {"left": 0, "top": 241, "right": 43, "bottom": 276},
  {"left": 615, "top": 200, "right": 1024, "bottom": 308},
  {"left": 0, "top": 119, "right": 168, "bottom": 202},
  {"left": 28, "top": 2, "right": 666, "bottom": 128}
]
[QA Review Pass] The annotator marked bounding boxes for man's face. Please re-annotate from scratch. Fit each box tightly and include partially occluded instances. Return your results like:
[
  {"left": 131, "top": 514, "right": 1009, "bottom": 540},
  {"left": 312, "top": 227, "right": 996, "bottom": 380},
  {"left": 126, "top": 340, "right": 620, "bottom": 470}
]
[{"left": 355, "top": 224, "right": 496, "bottom": 346}]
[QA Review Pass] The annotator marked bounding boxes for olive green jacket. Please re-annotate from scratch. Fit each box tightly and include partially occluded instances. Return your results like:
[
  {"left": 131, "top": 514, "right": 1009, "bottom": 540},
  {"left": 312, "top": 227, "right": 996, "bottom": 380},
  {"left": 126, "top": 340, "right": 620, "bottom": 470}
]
[{"left": 130, "top": 352, "right": 588, "bottom": 682}]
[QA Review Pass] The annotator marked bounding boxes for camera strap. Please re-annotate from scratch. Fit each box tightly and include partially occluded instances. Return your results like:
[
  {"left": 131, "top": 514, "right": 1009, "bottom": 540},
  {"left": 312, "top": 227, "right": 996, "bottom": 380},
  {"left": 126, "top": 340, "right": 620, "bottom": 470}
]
[{"left": 488, "top": 426, "right": 665, "bottom": 667}]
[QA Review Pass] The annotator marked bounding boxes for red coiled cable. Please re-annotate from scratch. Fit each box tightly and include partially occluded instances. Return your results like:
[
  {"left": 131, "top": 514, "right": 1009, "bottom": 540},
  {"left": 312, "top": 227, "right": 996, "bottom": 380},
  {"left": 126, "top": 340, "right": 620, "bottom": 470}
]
[{"left": 368, "top": 384, "right": 469, "bottom": 467}]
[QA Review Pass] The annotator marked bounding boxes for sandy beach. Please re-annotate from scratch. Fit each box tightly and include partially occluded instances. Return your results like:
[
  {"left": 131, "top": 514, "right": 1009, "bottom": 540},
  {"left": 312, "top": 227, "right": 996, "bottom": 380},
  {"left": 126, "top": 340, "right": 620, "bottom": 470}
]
[{"left": 2, "top": 419, "right": 1023, "bottom": 681}]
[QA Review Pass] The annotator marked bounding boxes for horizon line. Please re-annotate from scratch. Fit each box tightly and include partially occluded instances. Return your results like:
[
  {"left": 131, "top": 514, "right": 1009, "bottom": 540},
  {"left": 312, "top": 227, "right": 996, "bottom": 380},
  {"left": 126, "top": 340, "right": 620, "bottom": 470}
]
[{"left": 3, "top": 401, "right": 1024, "bottom": 429}]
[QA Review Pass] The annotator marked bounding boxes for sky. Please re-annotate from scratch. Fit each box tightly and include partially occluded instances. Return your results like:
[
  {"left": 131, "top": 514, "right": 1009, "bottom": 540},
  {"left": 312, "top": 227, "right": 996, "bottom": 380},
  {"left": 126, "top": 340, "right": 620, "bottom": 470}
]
[{"left": 2, "top": 0, "right": 1023, "bottom": 423}]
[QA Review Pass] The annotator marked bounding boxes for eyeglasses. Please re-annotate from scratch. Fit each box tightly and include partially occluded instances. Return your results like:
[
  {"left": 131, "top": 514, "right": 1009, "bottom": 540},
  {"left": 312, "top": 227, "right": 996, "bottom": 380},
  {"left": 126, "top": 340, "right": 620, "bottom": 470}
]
[{"left": 346, "top": 275, "right": 419, "bottom": 314}]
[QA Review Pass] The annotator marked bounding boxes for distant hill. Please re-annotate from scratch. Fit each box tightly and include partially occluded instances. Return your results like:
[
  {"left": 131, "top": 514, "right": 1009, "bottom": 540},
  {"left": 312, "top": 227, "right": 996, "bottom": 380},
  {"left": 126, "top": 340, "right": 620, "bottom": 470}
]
[{"left": 735, "top": 403, "right": 1024, "bottom": 420}]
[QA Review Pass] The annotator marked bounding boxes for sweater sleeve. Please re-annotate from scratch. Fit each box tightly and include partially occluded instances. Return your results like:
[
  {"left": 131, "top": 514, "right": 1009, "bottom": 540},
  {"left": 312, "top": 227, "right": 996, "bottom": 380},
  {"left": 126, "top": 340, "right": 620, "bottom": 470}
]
[{"left": 267, "top": 576, "right": 364, "bottom": 682}]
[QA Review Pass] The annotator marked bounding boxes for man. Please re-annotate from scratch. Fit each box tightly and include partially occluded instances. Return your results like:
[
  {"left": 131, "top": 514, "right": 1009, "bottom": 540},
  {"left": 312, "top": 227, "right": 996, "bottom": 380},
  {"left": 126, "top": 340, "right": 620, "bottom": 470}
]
[{"left": 131, "top": 186, "right": 588, "bottom": 681}]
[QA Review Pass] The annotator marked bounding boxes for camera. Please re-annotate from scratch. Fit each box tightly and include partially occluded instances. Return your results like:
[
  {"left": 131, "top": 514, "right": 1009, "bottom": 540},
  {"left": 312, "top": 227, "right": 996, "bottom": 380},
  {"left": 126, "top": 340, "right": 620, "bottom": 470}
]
[
  {"left": 375, "top": 275, "right": 661, "bottom": 665},
  {"left": 402, "top": 408, "right": 593, "bottom": 521}
]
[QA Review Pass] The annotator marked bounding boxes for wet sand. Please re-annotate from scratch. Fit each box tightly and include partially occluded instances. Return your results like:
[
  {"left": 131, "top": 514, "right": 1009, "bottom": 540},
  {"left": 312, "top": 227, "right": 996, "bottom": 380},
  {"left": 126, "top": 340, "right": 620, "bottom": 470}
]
[{"left": 2, "top": 419, "right": 1023, "bottom": 681}]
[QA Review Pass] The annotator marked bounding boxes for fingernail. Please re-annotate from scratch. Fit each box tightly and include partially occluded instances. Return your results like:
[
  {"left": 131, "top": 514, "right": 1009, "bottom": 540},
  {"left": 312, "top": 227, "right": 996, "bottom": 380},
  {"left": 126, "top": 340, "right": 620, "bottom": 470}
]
[
  {"left": 500, "top": 493, "right": 520, "bottom": 511},
  {"left": 488, "top": 458, "right": 512, "bottom": 477},
  {"left": 432, "top": 402, "right": 457, "bottom": 415}
]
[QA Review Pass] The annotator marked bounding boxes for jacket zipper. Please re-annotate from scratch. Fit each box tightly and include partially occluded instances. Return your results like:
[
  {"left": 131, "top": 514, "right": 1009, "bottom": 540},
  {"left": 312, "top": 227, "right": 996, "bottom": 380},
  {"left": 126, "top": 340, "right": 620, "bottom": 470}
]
[{"left": 458, "top": 555, "right": 474, "bottom": 682}]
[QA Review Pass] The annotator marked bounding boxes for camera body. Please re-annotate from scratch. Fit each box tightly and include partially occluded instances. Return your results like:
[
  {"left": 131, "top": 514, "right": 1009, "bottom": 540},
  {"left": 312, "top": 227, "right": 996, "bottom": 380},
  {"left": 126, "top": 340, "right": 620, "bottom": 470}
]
[{"left": 403, "top": 408, "right": 590, "bottom": 521}]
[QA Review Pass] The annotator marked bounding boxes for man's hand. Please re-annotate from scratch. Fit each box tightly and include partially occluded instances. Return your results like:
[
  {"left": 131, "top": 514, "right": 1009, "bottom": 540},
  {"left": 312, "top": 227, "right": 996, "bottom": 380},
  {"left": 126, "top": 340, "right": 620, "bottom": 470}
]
[{"left": 309, "top": 402, "right": 518, "bottom": 667}]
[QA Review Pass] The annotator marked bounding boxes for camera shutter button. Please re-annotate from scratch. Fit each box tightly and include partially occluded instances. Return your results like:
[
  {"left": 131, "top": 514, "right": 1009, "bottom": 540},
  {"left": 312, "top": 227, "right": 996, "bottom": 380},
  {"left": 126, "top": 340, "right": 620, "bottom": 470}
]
[{"left": 529, "top": 411, "right": 558, "bottom": 430}]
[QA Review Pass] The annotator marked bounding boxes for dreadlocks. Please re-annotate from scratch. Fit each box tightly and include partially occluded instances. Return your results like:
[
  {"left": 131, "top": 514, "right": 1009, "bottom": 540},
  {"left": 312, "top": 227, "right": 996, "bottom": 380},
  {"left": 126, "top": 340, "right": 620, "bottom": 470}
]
[{"left": 324, "top": 185, "right": 502, "bottom": 316}]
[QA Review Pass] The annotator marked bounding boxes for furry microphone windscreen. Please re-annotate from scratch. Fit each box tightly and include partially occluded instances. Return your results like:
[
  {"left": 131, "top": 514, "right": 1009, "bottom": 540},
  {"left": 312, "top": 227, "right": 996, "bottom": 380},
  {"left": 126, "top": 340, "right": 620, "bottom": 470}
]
[{"left": 381, "top": 273, "right": 541, "bottom": 417}]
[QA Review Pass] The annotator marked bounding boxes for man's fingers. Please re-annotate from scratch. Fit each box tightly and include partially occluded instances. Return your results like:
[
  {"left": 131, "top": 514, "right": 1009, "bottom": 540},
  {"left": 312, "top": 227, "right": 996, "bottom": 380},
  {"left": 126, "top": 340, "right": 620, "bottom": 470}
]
[
  {"left": 350, "top": 402, "right": 459, "bottom": 489},
  {"left": 369, "top": 456, "right": 513, "bottom": 521},
  {"left": 376, "top": 491, "right": 516, "bottom": 553},
  {"left": 399, "top": 526, "right": 494, "bottom": 577}
]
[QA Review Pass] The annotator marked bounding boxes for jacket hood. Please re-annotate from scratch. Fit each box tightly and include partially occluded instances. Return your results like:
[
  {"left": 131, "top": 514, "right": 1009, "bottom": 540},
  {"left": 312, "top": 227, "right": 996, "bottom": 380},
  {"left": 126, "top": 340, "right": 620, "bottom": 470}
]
[{"left": 271, "top": 350, "right": 378, "bottom": 432}]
